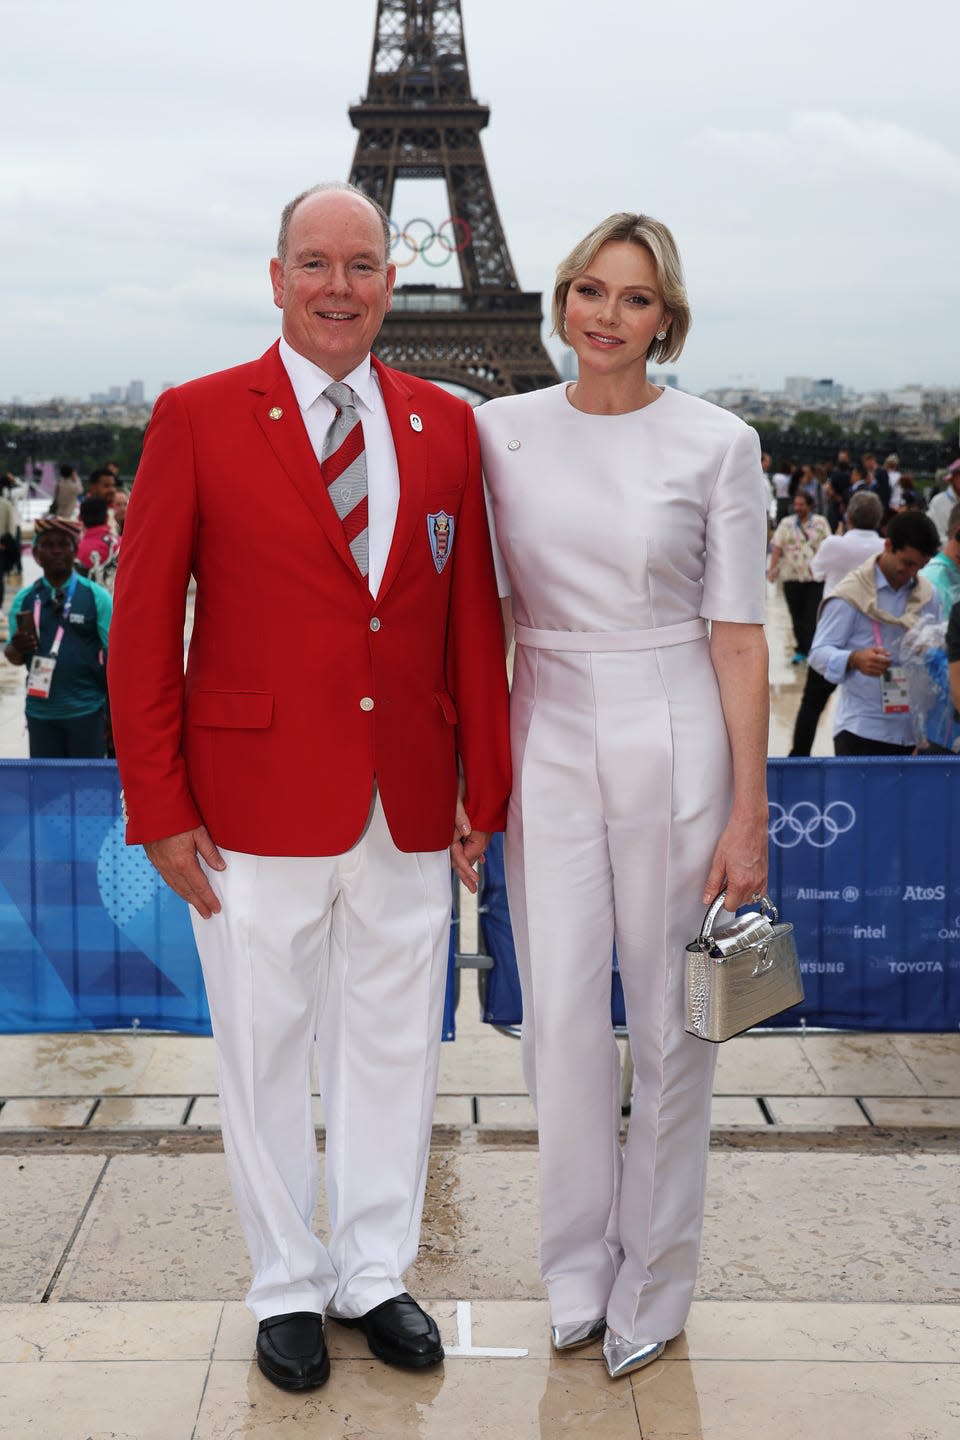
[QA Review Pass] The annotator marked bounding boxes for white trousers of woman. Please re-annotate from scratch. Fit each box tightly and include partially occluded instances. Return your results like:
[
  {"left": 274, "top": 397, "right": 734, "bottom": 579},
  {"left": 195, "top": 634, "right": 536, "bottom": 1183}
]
[
  {"left": 506, "top": 627, "right": 727, "bottom": 1346},
  {"left": 191, "top": 793, "right": 451, "bottom": 1322}
]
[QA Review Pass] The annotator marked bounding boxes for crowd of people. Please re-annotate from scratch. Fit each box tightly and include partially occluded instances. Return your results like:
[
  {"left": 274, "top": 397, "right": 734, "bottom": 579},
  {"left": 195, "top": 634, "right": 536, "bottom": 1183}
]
[
  {"left": 5, "top": 419, "right": 959, "bottom": 771},
  {"left": 766, "top": 449, "right": 936, "bottom": 530},
  {"left": 763, "top": 447, "right": 960, "bottom": 756}
]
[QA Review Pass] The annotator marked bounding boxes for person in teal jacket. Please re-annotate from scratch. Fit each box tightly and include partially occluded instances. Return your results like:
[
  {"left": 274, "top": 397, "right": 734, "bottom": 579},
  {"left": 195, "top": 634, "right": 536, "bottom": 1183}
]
[
  {"left": 4, "top": 516, "right": 111, "bottom": 757},
  {"left": 921, "top": 500, "right": 960, "bottom": 619}
]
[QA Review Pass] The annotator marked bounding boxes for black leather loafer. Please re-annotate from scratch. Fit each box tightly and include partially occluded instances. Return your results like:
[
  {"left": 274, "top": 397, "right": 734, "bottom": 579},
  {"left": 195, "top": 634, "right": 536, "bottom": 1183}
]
[
  {"left": 256, "top": 1311, "right": 330, "bottom": 1390},
  {"left": 330, "top": 1292, "right": 443, "bottom": 1369}
]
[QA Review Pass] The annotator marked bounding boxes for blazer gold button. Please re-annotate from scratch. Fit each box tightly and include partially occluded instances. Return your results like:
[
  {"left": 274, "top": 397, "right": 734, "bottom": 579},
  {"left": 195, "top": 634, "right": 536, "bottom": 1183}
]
[
  {"left": 369, "top": 618, "right": 381, "bottom": 632},
  {"left": 268, "top": 407, "right": 283, "bottom": 420},
  {"left": 359, "top": 696, "right": 375, "bottom": 711},
  {"left": 410, "top": 414, "right": 423, "bottom": 432}
]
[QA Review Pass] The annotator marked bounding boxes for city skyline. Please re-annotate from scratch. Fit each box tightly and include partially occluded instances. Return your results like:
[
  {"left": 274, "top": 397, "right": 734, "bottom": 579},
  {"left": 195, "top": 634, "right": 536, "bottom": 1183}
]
[
  {"left": 3, "top": 0, "right": 958, "bottom": 402},
  {"left": 4, "top": 371, "right": 956, "bottom": 409},
  {"left": 7, "top": 370, "right": 955, "bottom": 407}
]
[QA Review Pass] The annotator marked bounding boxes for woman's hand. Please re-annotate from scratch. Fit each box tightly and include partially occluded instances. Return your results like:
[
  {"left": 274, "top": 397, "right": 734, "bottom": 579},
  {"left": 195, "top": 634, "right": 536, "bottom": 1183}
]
[
  {"left": 702, "top": 808, "right": 769, "bottom": 912},
  {"left": 450, "top": 795, "right": 489, "bottom": 894}
]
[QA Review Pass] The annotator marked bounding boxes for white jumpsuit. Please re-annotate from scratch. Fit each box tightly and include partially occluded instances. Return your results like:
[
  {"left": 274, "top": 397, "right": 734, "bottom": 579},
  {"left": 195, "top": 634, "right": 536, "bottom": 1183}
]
[{"left": 477, "top": 383, "right": 768, "bottom": 1345}]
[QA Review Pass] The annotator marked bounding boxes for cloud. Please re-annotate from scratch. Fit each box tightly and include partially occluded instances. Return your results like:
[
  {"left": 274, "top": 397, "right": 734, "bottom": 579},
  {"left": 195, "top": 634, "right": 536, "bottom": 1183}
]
[{"left": 694, "top": 110, "right": 960, "bottom": 195}]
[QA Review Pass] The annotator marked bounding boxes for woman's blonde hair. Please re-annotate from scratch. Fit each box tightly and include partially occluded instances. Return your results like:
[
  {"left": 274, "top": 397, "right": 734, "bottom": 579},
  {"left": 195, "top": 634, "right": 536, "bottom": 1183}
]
[{"left": 551, "top": 212, "right": 691, "bottom": 365}]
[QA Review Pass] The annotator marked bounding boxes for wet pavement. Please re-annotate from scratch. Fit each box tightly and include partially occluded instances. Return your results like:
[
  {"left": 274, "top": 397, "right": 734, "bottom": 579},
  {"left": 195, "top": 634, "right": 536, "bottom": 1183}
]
[
  {"left": 1, "top": 541, "right": 959, "bottom": 1436},
  {"left": 0, "top": 1005, "right": 958, "bottom": 1438}
]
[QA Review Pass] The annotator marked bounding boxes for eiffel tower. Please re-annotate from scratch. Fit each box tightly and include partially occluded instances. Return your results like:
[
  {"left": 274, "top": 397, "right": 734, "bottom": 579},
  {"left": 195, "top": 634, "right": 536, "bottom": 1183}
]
[{"left": 348, "top": 0, "right": 558, "bottom": 399}]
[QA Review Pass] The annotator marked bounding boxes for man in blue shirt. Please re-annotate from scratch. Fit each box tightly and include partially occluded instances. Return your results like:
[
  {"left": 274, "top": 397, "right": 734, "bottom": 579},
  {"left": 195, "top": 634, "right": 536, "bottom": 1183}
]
[
  {"left": 4, "top": 517, "right": 112, "bottom": 757},
  {"left": 809, "top": 511, "right": 941, "bottom": 755}
]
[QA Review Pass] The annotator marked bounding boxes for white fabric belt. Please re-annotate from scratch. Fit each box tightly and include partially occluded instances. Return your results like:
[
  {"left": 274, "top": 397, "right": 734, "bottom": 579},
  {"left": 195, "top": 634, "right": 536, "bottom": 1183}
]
[{"left": 514, "top": 618, "right": 708, "bottom": 652}]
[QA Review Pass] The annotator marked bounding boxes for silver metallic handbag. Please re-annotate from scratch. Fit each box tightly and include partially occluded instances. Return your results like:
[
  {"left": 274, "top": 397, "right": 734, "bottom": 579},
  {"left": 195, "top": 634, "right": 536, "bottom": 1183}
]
[{"left": 684, "top": 892, "right": 803, "bottom": 1043}]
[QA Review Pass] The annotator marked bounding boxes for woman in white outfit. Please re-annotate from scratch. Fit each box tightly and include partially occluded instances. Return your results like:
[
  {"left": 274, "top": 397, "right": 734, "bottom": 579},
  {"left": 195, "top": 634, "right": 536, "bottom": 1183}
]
[{"left": 476, "top": 214, "right": 769, "bottom": 1379}]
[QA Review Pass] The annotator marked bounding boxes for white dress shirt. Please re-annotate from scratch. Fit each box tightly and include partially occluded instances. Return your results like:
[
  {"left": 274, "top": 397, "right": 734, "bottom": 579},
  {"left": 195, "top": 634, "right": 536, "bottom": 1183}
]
[
  {"left": 810, "top": 528, "right": 885, "bottom": 597},
  {"left": 929, "top": 485, "right": 960, "bottom": 543},
  {"left": 279, "top": 337, "right": 400, "bottom": 597}
]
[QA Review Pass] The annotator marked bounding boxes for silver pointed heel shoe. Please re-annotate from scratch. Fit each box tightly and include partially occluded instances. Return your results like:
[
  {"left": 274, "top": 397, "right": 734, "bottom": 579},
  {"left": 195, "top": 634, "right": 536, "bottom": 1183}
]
[
  {"left": 602, "top": 1328, "right": 666, "bottom": 1379},
  {"left": 550, "top": 1318, "right": 606, "bottom": 1352}
]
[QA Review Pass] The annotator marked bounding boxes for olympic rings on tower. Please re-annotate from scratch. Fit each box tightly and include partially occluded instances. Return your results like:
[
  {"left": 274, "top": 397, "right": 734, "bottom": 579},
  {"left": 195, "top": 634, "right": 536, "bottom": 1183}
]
[{"left": 389, "top": 217, "right": 472, "bottom": 267}]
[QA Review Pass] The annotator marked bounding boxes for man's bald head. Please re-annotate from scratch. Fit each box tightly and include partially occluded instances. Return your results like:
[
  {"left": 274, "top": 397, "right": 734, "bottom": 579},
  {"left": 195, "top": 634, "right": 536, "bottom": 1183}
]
[{"left": 277, "top": 182, "right": 391, "bottom": 267}]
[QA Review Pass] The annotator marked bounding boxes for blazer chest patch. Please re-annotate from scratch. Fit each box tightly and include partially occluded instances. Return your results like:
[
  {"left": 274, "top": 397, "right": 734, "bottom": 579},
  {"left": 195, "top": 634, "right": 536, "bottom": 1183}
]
[{"left": 427, "top": 510, "right": 455, "bottom": 573}]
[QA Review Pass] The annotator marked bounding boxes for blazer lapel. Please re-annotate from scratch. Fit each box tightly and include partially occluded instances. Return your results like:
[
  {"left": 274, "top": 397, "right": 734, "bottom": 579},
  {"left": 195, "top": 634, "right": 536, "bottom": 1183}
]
[
  {"left": 249, "top": 344, "right": 366, "bottom": 588},
  {"left": 375, "top": 357, "right": 426, "bottom": 602}
]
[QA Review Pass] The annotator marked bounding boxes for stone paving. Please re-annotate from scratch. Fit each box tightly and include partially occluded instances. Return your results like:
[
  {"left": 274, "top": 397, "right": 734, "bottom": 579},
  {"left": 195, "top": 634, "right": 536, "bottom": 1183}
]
[{"left": 0, "top": 1007, "right": 958, "bottom": 1438}]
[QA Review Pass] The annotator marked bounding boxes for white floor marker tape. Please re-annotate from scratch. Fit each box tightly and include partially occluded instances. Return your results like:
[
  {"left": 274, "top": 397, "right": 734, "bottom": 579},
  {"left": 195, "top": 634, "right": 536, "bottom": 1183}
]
[{"left": 443, "top": 1300, "right": 528, "bottom": 1358}]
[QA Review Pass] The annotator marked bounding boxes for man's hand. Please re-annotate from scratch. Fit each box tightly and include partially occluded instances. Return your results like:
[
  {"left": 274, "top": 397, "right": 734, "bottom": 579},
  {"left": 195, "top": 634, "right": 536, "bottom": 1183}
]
[
  {"left": 848, "top": 646, "right": 891, "bottom": 677},
  {"left": 450, "top": 797, "right": 490, "bottom": 894},
  {"left": 144, "top": 826, "right": 226, "bottom": 919},
  {"left": 4, "top": 628, "right": 38, "bottom": 664}
]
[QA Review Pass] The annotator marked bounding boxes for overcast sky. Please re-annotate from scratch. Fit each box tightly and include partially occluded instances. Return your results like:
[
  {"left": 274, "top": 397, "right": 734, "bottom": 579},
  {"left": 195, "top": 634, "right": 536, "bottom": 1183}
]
[{"left": 3, "top": 0, "right": 957, "bottom": 401}]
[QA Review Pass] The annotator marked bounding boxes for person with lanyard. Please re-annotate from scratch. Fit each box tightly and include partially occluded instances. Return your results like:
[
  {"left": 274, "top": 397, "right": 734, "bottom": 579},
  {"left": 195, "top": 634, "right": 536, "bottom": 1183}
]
[
  {"left": 788, "top": 490, "right": 885, "bottom": 755},
  {"left": 3, "top": 516, "right": 112, "bottom": 757},
  {"left": 808, "top": 510, "right": 942, "bottom": 755},
  {"left": 767, "top": 491, "right": 831, "bottom": 663}
]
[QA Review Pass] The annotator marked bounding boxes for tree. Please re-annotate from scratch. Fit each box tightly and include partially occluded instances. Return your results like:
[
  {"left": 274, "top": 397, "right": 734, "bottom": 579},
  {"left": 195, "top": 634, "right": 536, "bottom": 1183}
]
[
  {"left": 791, "top": 411, "right": 843, "bottom": 438},
  {"left": 0, "top": 423, "right": 146, "bottom": 480}
]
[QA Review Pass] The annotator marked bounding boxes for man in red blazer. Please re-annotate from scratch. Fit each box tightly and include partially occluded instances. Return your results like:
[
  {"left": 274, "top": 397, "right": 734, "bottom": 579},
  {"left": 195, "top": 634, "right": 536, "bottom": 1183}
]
[{"left": 109, "top": 183, "right": 511, "bottom": 1392}]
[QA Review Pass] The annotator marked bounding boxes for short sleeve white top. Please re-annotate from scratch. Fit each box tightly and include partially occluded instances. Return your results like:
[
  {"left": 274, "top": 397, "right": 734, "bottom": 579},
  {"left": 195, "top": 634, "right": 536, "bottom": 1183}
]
[{"left": 477, "top": 383, "right": 768, "bottom": 632}]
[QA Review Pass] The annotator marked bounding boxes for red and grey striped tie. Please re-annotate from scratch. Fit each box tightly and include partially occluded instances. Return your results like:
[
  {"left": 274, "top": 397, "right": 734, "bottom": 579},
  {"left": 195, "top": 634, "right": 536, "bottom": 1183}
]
[{"left": 321, "top": 381, "right": 368, "bottom": 577}]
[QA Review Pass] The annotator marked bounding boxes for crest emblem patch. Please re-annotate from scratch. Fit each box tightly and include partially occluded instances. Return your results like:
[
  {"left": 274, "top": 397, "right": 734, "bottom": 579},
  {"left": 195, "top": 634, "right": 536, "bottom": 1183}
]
[{"left": 427, "top": 510, "right": 455, "bottom": 574}]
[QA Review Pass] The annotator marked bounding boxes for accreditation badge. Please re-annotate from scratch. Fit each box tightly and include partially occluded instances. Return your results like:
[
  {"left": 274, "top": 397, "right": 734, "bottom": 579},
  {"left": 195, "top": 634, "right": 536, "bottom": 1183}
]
[
  {"left": 27, "top": 655, "right": 57, "bottom": 699},
  {"left": 880, "top": 665, "right": 910, "bottom": 715},
  {"left": 427, "top": 510, "right": 455, "bottom": 574}
]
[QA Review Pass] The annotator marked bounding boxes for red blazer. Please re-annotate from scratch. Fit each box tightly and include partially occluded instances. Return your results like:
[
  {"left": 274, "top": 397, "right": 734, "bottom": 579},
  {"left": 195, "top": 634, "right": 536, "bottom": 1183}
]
[{"left": 108, "top": 344, "right": 511, "bottom": 855}]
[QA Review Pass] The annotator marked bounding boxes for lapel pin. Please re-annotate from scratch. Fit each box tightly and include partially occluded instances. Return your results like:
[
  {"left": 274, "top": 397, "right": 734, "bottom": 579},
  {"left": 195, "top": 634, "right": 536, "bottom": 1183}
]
[
  {"left": 410, "top": 413, "right": 423, "bottom": 432},
  {"left": 507, "top": 440, "right": 521, "bottom": 450},
  {"left": 268, "top": 406, "right": 284, "bottom": 421}
]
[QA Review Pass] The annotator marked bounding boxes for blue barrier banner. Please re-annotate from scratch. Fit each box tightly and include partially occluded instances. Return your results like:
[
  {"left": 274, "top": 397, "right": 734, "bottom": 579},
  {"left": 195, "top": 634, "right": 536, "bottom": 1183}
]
[
  {"left": 0, "top": 761, "right": 457, "bottom": 1038},
  {"left": 443, "top": 913, "right": 456, "bottom": 1042},
  {"left": 477, "top": 836, "right": 521, "bottom": 1026},
  {"left": 766, "top": 758, "right": 959, "bottom": 1031},
  {"left": 480, "top": 835, "right": 627, "bottom": 1028},
  {"left": 0, "top": 761, "right": 209, "bottom": 1033},
  {"left": 481, "top": 759, "right": 960, "bottom": 1034}
]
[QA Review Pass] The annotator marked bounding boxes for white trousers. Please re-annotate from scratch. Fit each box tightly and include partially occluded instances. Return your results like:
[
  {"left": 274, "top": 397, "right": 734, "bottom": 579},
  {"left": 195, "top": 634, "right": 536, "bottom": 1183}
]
[
  {"left": 191, "top": 793, "right": 451, "bottom": 1322},
  {"left": 506, "top": 638, "right": 727, "bottom": 1345}
]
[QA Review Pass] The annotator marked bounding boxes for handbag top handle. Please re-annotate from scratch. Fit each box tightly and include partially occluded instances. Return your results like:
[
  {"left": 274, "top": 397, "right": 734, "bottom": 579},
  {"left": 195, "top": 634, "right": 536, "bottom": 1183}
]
[{"left": 698, "top": 892, "right": 778, "bottom": 946}]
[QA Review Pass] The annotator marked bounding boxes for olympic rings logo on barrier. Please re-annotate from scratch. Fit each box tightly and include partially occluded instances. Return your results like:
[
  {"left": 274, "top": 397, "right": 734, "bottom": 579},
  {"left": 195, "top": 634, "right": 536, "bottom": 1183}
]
[
  {"left": 768, "top": 801, "right": 857, "bottom": 849},
  {"left": 389, "top": 217, "right": 472, "bottom": 268}
]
